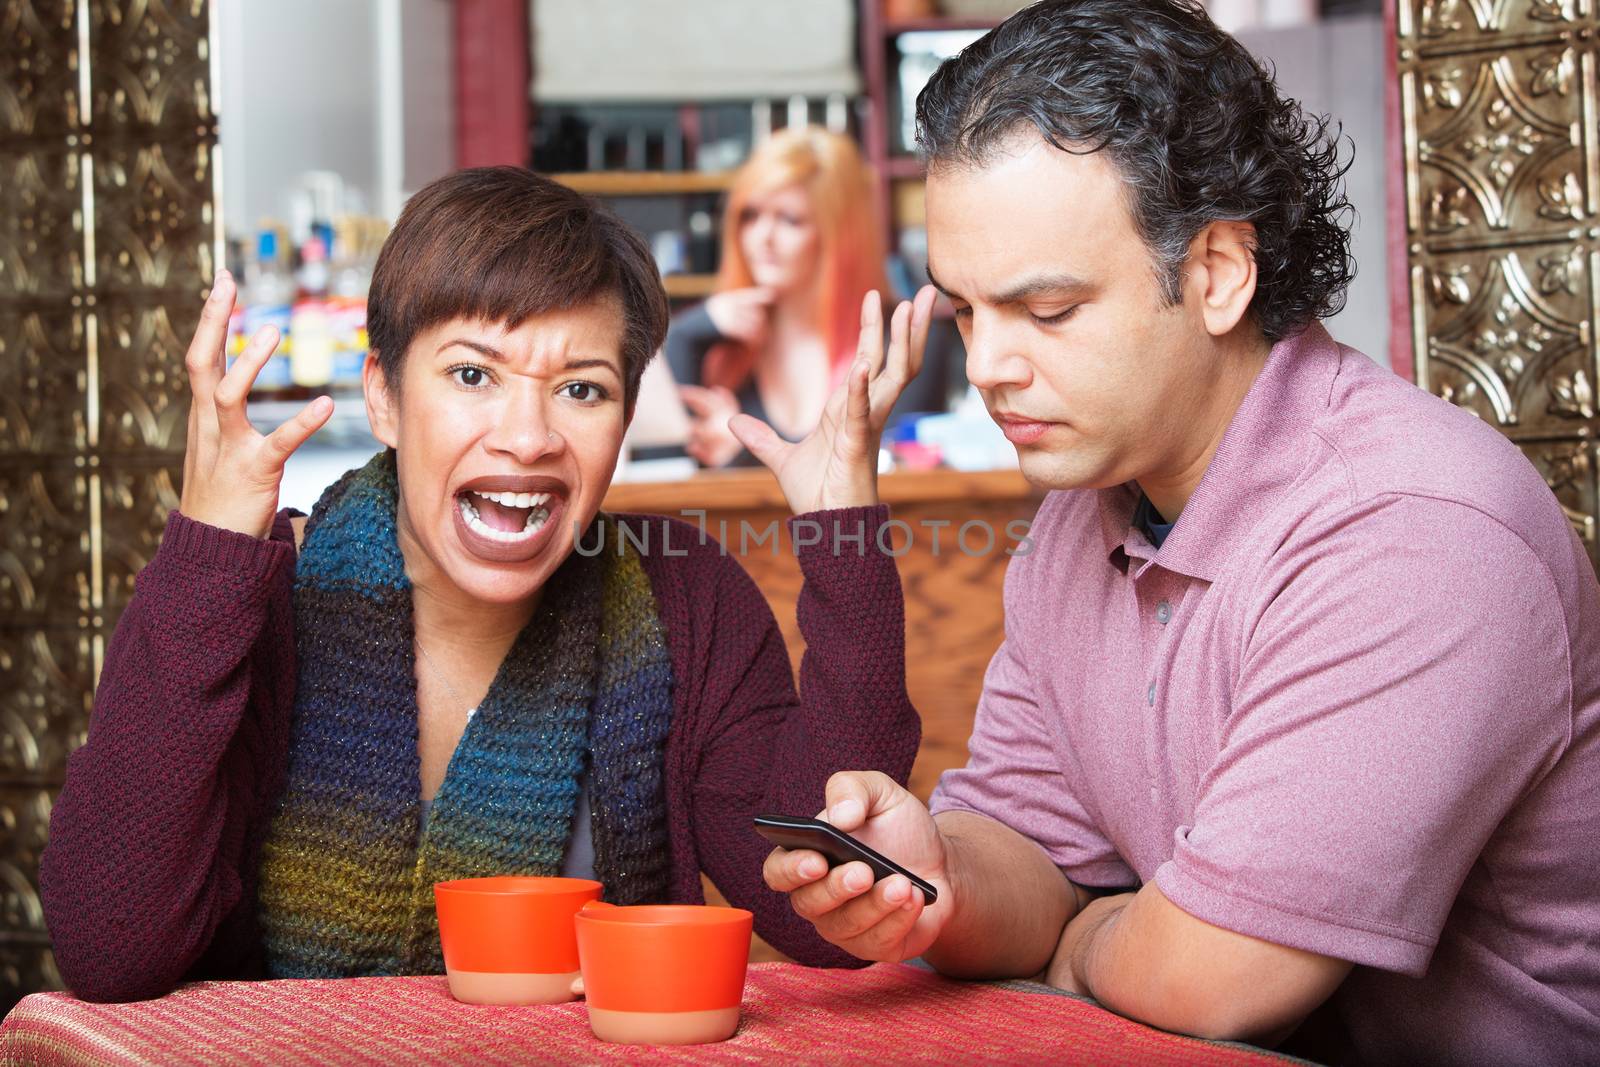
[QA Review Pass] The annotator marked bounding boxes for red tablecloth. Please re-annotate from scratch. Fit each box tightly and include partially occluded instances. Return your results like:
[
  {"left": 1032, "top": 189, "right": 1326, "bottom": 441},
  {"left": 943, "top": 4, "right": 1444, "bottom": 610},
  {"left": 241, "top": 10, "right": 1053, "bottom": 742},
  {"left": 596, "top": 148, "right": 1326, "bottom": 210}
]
[{"left": 1, "top": 962, "right": 1306, "bottom": 1066}]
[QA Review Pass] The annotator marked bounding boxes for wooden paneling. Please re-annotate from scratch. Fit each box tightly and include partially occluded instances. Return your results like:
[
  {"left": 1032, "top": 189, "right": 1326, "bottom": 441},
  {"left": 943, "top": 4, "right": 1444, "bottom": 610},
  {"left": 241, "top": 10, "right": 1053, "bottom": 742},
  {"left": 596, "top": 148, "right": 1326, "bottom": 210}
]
[
  {"left": 606, "top": 468, "right": 1040, "bottom": 802},
  {"left": 614, "top": 468, "right": 1044, "bottom": 961}
]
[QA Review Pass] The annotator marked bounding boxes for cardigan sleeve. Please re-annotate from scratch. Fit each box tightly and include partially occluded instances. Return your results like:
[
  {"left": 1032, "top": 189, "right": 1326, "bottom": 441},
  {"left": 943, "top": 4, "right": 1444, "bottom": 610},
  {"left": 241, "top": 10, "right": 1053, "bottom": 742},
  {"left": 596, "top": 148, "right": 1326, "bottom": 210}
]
[
  {"left": 39, "top": 510, "right": 300, "bottom": 1002},
  {"left": 647, "top": 507, "right": 921, "bottom": 967}
]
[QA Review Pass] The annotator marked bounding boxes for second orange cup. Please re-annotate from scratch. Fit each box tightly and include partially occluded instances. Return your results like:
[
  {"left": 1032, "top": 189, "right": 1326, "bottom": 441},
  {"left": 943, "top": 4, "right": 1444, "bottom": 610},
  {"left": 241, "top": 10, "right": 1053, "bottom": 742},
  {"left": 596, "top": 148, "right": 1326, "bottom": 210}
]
[
  {"left": 575, "top": 902, "right": 754, "bottom": 1044},
  {"left": 434, "top": 875, "right": 603, "bottom": 1005}
]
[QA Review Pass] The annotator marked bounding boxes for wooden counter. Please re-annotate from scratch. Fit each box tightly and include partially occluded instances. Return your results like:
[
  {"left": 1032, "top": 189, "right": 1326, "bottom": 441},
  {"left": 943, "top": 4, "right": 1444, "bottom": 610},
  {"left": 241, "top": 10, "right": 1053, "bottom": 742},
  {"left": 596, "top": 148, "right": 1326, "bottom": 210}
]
[{"left": 605, "top": 467, "right": 1046, "bottom": 803}]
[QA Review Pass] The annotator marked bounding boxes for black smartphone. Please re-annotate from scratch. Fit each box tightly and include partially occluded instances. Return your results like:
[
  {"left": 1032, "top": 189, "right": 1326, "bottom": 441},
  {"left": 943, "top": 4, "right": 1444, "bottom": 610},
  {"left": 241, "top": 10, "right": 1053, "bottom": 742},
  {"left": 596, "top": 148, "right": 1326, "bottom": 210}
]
[{"left": 752, "top": 813, "right": 938, "bottom": 905}]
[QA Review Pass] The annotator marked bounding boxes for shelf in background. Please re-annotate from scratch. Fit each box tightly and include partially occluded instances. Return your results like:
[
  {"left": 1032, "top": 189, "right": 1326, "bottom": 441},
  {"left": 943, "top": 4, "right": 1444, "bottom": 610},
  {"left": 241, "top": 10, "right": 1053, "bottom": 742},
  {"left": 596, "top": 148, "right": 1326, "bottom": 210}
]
[
  {"left": 662, "top": 273, "right": 718, "bottom": 299},
  {"left": 883, "top": 17, "right": 1002, "bottom": 34},
  {"left": 551, "top": 171, "right": 735, "bottom": 196}
]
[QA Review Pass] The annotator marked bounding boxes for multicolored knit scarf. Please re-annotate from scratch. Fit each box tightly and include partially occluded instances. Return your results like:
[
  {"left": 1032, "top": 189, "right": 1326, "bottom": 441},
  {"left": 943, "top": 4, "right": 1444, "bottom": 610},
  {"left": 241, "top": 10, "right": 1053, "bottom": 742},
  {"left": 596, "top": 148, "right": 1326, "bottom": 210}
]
[{"left": 256, "top": 451, "right": 674, "bottom": 977}]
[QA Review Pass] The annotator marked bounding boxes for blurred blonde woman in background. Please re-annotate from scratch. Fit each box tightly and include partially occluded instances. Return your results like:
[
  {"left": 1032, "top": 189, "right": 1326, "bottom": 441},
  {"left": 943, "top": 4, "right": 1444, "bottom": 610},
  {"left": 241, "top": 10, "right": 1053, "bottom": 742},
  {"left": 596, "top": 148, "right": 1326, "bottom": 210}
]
[{"left": 666, "top": 127, "right": 952, "bottom": 467}]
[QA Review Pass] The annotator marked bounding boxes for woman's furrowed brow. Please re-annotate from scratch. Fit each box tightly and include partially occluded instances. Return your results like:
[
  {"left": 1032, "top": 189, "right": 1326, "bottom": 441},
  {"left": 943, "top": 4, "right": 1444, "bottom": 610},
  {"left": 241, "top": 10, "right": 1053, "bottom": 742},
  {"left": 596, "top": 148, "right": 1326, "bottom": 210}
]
[
  {"left": 438, "top": 338, "right": 506, "bottom": 361},
  {"left": 562, "top": 357, "right": 622, "bottom": 378}
]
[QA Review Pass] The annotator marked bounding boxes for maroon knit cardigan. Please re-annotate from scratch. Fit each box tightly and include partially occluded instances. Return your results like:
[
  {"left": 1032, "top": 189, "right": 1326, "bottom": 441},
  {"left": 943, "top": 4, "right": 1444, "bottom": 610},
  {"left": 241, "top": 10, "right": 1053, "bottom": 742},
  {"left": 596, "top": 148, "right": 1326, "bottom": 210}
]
[{"left": 41, "top": 505, "right": 920, "bottom": 1002}]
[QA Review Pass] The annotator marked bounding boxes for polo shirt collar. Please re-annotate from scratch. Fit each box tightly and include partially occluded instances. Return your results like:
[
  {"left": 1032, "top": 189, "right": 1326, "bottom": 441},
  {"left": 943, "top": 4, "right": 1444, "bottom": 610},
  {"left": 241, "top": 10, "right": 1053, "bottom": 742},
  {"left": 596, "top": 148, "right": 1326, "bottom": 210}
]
[{"left": 1097, "top": 323, "right": 1342, "bottom": 582}]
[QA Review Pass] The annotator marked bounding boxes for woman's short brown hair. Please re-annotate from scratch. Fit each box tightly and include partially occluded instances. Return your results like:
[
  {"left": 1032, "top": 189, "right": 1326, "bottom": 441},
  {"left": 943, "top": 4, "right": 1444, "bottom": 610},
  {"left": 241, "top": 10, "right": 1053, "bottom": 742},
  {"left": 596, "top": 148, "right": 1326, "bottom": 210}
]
[{"left": 366, "top": 166, "right": 669, "bottom": 413}]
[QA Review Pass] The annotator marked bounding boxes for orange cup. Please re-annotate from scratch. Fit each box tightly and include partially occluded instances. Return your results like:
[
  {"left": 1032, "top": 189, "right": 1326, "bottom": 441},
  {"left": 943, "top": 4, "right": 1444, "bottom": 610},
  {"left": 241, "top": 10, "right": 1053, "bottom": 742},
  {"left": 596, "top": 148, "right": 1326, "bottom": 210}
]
[
  {"left": 575, "top": 902, "right": 753, "bottom": 1044},
  {"left": 434, "top": 876, "right": 603, "bottom": 1005}
]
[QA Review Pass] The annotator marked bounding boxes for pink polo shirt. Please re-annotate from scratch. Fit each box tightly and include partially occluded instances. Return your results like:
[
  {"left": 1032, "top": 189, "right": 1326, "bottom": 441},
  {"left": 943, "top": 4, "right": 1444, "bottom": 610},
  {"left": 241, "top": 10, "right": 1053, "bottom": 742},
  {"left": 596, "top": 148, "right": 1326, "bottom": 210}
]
[{"left": 930, "top": 324, "right": 1600, "bottom": 1065}]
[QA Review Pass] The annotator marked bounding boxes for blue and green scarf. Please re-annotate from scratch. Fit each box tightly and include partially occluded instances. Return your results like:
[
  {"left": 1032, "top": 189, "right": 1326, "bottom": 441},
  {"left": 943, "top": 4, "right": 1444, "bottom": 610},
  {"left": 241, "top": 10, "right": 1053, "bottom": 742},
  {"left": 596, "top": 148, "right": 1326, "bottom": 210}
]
[{"left": 256, "top": 451, "right": 674, "bottom": 976}]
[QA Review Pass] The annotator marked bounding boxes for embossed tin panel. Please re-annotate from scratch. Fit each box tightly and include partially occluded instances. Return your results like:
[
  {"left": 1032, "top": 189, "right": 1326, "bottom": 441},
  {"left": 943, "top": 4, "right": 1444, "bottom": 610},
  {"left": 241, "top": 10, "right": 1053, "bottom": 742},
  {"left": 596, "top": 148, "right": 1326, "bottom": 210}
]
[
  {"left": 0, "top": 0, "right": 216, "bottom": 1007},
  {"left": 1397, "top": 0, "right": 1600, "bottom": 571}
]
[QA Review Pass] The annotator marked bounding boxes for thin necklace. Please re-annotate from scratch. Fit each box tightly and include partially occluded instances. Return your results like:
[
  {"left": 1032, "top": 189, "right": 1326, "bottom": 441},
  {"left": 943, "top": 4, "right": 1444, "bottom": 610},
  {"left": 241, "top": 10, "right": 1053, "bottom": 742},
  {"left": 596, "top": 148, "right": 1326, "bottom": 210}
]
[{"left": 415, "top": 638, "right": 477, "bottom": 718}]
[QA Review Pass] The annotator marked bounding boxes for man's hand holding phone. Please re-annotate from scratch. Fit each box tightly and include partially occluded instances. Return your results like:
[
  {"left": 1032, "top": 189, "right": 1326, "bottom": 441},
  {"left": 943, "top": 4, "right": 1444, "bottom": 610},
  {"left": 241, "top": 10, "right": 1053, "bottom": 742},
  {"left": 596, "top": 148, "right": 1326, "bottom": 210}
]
[{"left": 760, "top": 771, "right": 952, "bottom": 963}]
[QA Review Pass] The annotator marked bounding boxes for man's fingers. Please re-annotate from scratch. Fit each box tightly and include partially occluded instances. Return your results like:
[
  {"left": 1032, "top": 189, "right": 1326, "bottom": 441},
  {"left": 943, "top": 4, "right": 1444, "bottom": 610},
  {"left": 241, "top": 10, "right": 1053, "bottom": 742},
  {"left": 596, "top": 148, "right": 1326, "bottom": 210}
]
[
  {"left": 729, "top": 412, "right": 788, "bottom": 471},
  {"left": 835, "top": 885, "right": 925, "bottom": 962},
  {"left": 762, "top": 846, "right": 830, "bottom": 893},
  {"left": 786, "top": 860, "right": 877, "bottom": 923},
  {"left": 821, "top": 770, "right": 899, "bottom": 832},
  {"left": 263, "top": 395, "right": 333, "bottom": 465},
  {"left": 184, "top": 271, "right": 235, "bottom": 402}
]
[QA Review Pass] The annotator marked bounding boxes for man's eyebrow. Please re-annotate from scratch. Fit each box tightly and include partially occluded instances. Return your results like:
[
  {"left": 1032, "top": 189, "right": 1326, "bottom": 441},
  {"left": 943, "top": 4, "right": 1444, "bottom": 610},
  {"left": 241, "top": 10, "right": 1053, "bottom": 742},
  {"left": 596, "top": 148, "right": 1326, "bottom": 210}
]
[
  {"left": 924, "top": 266, "right": 1092, "bottom": 306},
  {"left": 988, "top": 272, "right": 1093, "bottom": 305}
]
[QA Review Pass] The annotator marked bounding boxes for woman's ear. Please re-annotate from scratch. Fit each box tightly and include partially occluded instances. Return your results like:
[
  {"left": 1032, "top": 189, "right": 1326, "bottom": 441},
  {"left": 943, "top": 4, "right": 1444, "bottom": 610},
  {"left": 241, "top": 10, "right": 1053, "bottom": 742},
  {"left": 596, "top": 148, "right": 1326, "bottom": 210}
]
[{"left": 363, "top": 353, "right": 399, "bottom": 448}]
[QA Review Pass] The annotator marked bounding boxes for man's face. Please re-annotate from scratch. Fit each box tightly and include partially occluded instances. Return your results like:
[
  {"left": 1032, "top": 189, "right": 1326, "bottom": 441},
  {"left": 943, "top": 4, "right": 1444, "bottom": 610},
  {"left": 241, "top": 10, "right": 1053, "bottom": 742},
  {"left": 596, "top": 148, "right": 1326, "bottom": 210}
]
[{"left": 926, "top": 135, "right": 1221, "bottom": 492}]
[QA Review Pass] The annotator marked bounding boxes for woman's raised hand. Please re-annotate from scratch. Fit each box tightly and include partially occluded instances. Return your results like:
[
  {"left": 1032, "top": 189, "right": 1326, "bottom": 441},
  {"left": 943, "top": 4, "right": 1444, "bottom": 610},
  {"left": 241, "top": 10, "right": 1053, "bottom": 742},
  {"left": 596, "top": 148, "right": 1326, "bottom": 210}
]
[
  {"left": 179, "top": 272, "right": 333, "bottom": 539},
  {"left": 731, "top": 286, "right": 935, "bottom": 514}
]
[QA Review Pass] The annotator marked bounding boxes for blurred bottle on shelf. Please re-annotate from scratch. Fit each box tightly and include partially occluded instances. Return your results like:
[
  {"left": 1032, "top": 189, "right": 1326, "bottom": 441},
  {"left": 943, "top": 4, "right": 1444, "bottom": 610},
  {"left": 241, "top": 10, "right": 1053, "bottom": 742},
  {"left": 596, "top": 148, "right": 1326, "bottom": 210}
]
[
  {"left": 289, "top": 236, "right": 334, "bottom": 389},
  {"left": 228, "top": 202, "right": 384, "bottom": 406},
  {"left": 240, "top": 228, "right": 294, "bottom": 392},
  {"left": 328, "top": 219, "right": 371, "bottom": 398}
]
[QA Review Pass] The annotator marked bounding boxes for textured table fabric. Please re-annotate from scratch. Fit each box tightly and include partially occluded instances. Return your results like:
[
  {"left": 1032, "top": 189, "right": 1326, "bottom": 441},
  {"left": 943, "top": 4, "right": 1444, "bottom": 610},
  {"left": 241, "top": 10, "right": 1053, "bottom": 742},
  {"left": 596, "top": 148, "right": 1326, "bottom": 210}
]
[{"left": 1, "top": 962, "right": 1306, "bottom": 1066}]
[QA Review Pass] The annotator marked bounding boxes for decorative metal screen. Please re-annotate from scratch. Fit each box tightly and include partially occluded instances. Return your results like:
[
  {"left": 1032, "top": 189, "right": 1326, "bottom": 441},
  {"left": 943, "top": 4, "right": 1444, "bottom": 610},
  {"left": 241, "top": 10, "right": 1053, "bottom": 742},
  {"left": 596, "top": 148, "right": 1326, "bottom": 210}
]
[
  {"left": 1, "top": 0, "right": 217, "bottom": 1006},
  {"left": 1396, "top": 0, "right": 1600, "bottom": 572}
]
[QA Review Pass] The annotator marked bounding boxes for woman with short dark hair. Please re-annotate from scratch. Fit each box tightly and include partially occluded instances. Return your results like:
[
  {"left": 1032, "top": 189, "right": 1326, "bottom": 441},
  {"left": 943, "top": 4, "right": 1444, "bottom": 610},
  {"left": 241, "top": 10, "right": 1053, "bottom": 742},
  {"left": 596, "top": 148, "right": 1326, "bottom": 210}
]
[{"left": 40, "top": 166, "right": 932, "bottom": 1002}]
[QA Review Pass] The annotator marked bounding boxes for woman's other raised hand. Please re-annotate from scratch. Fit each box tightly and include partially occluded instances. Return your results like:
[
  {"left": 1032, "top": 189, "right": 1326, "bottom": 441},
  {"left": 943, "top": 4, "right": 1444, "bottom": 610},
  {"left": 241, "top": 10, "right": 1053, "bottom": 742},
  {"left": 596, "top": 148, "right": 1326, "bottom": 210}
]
[{"left": 731, "top": 286, "right": 935, "bottom": 514}]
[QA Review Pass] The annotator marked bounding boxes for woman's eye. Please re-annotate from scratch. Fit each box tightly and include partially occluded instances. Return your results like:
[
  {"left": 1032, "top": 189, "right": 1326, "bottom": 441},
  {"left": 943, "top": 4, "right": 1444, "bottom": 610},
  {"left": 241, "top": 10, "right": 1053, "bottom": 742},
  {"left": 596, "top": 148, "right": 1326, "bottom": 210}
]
[
  {"left": 450, "top": 365, "right": 490, "bottom": 388},
  {"left": 561, "top": 381, "right": 608, "bottom": 403}
]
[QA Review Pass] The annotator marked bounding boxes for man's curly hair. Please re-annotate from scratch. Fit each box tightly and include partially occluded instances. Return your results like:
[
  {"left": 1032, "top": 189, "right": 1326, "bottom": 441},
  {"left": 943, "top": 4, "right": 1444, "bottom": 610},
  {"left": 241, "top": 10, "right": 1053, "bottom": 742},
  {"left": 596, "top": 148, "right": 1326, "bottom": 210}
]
[{"left": 916, "top": 0, "right": 1354, "bottom": 341}]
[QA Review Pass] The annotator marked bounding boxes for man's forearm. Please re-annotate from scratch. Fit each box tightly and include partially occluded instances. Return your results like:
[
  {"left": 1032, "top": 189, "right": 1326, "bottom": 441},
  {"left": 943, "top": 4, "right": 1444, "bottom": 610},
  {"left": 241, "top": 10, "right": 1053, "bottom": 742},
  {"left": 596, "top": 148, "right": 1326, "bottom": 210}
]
[
  {"left": 1056, "top": 882, "right": 1352, "bottom": 1043},
  {"left": 921, "top": 810, "right": 1083, "bottom": 979}
]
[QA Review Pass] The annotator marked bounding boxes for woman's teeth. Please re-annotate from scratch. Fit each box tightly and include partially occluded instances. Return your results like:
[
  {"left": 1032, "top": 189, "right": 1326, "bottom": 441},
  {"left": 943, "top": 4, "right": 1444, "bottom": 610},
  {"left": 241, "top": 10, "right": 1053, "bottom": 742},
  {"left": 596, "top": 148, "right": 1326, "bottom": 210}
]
[
  {"left": 472, "top": 490, "right": 550, "bottom": 509},
  {"left": 459, "top": 491, "right": 552, "bottom": 542}
]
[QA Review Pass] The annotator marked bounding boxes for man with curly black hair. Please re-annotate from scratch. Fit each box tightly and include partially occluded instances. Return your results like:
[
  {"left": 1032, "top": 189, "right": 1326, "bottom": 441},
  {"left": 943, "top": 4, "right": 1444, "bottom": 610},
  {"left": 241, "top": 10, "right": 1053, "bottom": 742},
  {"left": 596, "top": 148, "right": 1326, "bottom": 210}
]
[{"left": 764, "top": 2, "right": 1600, "bottom": 1063}]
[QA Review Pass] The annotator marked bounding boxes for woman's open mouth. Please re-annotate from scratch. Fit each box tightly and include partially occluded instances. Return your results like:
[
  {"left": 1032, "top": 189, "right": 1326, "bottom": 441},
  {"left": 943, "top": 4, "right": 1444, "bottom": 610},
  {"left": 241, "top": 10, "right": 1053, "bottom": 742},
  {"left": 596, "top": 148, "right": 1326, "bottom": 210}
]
[
  {"left": 458, "top": 490, "right": 553, "bottom": 542},
  {"left": 451, "top": 476, "right": 569, "bottom": 563}
]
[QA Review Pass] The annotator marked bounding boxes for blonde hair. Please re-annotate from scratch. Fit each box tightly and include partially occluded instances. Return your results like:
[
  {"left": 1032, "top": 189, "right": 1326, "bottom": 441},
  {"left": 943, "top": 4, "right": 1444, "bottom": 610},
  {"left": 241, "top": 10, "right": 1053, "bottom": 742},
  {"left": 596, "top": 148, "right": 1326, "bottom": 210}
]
[{"left": 708, "top": 127, "right": 890, "bottom": 388}]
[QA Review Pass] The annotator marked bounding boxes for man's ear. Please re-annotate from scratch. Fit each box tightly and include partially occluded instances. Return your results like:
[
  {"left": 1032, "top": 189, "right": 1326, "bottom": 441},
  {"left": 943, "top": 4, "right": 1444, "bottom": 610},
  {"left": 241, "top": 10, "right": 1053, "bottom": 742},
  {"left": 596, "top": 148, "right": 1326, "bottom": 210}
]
[
  {"left": 363, "top": 353, "right": 399, "bottom": 448},
  {"left": 1185, "top": 221, "right": 1258, "bottom": 337}
]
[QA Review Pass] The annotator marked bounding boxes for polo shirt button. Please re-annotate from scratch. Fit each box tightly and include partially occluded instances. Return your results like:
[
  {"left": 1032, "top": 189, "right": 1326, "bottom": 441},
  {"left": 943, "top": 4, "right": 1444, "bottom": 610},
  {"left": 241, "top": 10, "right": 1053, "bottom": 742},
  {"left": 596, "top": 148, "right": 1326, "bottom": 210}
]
[
  {"left": 1147, "top": 683, "right": 1156, "bottom": 706},
  {"left": 1156, "top": 601, "right": 1171, "bottom": 624}
]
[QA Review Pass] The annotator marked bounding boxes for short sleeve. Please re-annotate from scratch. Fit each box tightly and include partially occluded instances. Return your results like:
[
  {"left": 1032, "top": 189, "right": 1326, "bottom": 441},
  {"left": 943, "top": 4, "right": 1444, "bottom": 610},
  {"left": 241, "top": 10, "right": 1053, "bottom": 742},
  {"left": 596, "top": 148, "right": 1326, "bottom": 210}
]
[
  {"left": 1155, "top": 494, "right": 1572, "bottom": 976},
  {"left": 931, "top": 549, "right": 1137, "bottom": 889}
]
